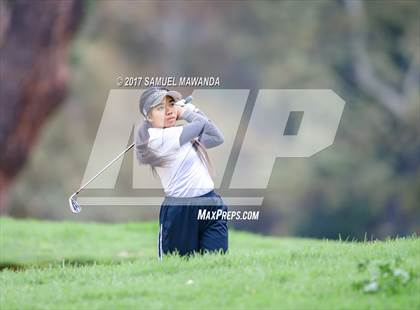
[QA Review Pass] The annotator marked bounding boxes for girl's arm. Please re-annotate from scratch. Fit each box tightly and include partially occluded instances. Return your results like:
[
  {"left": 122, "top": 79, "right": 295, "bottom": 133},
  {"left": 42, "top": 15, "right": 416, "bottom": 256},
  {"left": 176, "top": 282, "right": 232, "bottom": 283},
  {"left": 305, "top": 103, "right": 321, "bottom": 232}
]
[{"left": 178, "top": 109, "right": 224, "bottom": 148}]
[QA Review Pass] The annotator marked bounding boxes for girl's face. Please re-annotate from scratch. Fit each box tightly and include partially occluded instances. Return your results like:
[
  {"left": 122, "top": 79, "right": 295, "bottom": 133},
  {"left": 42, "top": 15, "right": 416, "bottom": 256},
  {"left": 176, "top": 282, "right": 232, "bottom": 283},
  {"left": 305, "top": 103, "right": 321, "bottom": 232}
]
[{"left": 148, "top": 96, "right": 177, "bottom": 128}]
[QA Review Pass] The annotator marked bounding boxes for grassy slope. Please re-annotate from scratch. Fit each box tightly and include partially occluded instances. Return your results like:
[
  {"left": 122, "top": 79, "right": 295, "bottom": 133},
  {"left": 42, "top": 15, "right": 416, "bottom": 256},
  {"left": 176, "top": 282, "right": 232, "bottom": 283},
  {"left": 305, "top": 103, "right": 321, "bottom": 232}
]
[{"left": 0, "top": 217, "right": 419, "bottom": 310}]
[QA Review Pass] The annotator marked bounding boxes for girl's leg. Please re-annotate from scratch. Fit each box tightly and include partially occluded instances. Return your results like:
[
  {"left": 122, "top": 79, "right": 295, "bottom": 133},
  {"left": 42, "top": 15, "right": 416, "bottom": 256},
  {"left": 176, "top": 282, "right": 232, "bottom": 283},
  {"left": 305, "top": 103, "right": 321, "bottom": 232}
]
[
  {"left": 199, "top": 198, "right": 229, "bottom": 254},
  {"left": 159, "top": 203, "right": 200, "bottom": 258},
  {"left": 157, "top": 205, "right": 166, "bottom": 260}
]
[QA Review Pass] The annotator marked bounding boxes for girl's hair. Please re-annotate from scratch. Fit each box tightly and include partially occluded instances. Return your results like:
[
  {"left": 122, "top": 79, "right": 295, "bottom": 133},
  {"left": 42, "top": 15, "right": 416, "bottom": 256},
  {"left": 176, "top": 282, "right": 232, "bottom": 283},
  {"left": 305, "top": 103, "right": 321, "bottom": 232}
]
[
  {"left": 191, "top": 139, "right": 215, "bottom": 179},
  {"left": 135, "top": 96, "right": 215, "bottom": 179}
]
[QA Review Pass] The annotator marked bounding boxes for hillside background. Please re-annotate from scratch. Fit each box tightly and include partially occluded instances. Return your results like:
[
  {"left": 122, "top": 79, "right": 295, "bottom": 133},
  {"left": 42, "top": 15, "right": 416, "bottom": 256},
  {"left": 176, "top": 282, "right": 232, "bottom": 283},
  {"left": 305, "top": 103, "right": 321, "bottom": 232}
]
[{"left": 1, "top": 0, "right": 419, "bottom": 240}]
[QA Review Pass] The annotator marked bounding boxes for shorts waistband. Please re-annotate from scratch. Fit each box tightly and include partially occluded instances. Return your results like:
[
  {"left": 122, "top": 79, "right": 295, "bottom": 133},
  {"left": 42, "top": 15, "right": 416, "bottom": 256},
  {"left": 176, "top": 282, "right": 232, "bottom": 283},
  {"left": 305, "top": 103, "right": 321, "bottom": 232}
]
[{"left": 162, "top": 190, "right": 222, "bottom": 206}]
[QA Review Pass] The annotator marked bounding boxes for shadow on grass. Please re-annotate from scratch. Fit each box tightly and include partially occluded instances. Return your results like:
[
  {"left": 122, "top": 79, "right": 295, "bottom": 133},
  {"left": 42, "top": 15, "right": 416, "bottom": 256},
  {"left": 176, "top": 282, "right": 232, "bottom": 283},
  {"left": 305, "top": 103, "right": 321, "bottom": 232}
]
[{"left": 0, "top": 257, "right": 137, "bottom": 272}]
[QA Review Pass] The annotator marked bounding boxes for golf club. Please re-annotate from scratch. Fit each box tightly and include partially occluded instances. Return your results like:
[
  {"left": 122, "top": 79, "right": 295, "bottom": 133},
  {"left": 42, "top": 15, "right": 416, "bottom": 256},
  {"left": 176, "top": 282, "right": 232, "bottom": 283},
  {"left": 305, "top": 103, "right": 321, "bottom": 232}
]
[
  {"left": 69, "top": 143, "right": 135, "bottom": 213},
  {"left": 69, "top": 95, "right": 193, "bottom": 214}
]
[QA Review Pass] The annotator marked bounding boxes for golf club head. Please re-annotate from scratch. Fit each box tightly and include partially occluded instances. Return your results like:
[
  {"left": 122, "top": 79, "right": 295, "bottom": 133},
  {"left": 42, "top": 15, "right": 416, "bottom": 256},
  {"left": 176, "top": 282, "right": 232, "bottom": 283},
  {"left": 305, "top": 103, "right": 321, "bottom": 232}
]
[{"left": 69, "top": 194, "right": 81, "bottom": 214}]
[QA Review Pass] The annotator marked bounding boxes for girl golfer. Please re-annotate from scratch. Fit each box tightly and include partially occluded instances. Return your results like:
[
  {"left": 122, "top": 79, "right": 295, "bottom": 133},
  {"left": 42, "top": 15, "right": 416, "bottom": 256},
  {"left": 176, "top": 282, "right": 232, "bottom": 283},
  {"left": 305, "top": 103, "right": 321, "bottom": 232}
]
[{"left": 135, "top": 87, "right": 228, "bottom": 259}]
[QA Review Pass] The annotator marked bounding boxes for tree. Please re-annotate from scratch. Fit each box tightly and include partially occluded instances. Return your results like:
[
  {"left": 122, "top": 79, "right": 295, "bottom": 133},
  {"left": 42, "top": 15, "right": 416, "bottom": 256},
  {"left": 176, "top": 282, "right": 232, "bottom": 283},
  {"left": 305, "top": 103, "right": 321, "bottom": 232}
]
[
  {"left": 344, "top": 0, "right": 419, "bottom": 119},
  {"left": 0, "top": 0, "right": 84, "bottom": 212}
]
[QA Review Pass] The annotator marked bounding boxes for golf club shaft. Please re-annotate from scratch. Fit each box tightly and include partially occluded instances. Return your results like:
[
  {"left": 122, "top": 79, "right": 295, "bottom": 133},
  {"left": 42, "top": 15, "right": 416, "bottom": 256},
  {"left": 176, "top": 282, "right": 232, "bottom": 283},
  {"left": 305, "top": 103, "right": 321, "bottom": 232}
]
[{"left": 75, "top": 143, "right": 135, "bottom": 195}]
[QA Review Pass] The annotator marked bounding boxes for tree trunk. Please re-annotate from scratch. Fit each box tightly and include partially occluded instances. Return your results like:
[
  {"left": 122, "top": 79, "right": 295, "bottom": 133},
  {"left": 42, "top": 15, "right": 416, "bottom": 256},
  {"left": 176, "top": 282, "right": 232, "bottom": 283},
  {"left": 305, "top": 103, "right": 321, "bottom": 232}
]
[{"left": 0, "top": 0, "right": 84, "bottom": 212}]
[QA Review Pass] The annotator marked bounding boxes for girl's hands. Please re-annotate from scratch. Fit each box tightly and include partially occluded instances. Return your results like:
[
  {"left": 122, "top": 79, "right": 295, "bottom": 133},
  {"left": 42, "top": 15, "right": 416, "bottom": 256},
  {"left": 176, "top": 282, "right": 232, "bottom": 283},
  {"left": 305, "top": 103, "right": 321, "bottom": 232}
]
[{"left": 175, "top": 105, "right": 186, "bottom": 120}]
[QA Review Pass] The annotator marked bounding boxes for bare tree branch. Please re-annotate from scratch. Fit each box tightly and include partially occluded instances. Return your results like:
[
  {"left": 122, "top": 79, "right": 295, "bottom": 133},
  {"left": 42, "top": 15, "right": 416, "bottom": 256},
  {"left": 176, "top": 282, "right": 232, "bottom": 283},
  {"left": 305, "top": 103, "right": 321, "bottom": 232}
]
[{"left": 344, "top": 0, "right": 418, "bottom": 118}]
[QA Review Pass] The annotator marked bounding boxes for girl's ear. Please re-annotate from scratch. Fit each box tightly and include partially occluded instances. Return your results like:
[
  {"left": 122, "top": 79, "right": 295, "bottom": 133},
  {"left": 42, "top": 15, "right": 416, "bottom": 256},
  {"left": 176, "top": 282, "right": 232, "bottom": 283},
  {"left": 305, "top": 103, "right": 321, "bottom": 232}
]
[{"left": 145, "top": 112, "right": 152, "bottom": 122}]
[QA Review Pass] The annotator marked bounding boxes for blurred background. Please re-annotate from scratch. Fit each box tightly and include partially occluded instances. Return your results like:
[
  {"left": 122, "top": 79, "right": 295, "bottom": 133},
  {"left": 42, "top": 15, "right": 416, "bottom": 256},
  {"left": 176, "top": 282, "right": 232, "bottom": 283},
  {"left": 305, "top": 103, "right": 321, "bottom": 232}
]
[{"left": 1, "top": 0, "right": 419, "bottom": 240}]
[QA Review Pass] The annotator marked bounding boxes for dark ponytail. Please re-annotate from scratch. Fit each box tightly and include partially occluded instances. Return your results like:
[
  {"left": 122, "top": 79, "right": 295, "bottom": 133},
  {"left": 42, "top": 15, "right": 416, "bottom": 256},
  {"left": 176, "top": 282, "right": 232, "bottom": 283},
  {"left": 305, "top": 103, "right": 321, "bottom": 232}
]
[
  {"left": 192, "top": 139, "right": 215, "bottom": 180},
  {"left": 134, "top": 121, "right": 171, "bottom": 176}
]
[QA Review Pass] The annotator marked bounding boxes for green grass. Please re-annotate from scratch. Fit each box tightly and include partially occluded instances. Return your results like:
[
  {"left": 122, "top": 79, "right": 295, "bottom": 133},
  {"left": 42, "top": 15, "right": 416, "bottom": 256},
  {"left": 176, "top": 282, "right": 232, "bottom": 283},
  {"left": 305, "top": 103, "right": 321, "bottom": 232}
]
[{"left": 0, "top": 217, "right": 419, "bottom": 310}]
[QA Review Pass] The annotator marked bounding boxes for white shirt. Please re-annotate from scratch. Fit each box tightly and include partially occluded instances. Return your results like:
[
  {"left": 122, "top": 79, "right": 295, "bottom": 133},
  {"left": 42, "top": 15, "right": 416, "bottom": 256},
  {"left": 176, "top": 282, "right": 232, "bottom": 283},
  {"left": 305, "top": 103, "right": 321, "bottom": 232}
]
[{"left": 147, "top": 126, "right": 214, "bottom": 197}]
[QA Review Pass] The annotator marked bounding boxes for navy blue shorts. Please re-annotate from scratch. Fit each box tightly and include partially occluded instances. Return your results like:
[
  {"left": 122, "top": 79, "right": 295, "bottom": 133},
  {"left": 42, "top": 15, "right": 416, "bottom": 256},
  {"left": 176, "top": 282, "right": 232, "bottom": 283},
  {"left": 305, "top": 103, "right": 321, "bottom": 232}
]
[{"left": 158, "top": 190, "right": 228, "bottom": 259}]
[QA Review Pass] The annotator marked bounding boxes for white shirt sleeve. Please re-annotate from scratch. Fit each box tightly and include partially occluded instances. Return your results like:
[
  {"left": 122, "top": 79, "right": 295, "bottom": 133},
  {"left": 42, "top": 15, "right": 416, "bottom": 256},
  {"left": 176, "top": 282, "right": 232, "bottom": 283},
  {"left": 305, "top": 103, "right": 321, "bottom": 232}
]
[{"left": 147, "top": 126, "right": 183, "bottom": 155}]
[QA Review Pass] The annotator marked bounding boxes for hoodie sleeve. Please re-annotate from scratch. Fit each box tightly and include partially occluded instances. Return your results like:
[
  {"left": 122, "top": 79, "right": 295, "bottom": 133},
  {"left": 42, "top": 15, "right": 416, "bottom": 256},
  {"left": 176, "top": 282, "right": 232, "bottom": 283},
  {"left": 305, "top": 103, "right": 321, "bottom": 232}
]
[{"left": 179, "top": 109, "right": 224, "bottom": 148}]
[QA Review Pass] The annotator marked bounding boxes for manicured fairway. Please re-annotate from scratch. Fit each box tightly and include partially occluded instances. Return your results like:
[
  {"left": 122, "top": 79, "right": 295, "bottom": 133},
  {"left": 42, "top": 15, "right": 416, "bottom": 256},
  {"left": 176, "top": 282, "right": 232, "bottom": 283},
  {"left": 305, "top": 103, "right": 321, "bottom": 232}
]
[{"left": 1, "top": 217, "right": 419, "bottom": 309}]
